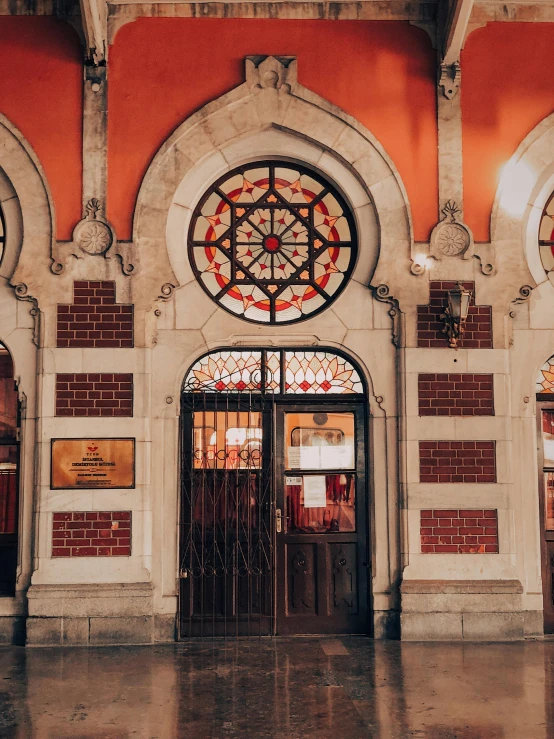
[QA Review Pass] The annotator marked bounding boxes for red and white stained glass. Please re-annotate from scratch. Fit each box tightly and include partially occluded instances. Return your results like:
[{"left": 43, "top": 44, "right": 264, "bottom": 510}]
[
  {"left": 184, "top": 351, "right": 263, "bottom": 392},
  {"left": 188, "top": 162, "right": 356, "bottom": 325},
  {"left": 284, "top": 351, "right": 363, "bottom": 394},
  {"left": 539, "top": 192, "right": 554, "bottom": 275},
  {"left": 537, "top": 355, "right": 554, "bottom": 394},
  {"left": 183, "top": 349, "right": 363, "bottom": 394}
]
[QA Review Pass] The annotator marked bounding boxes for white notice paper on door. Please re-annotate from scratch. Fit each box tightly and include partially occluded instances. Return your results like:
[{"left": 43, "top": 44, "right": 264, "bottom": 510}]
[{"left": 303, "top": 476, "right": 327, "bottom": 508}]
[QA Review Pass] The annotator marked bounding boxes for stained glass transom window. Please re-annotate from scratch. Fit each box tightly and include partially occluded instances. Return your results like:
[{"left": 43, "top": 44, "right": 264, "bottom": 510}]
[
  {"left": 537, "top": 355, "right": 554, "bottom": 394},
  {"left": 539, "top": 193, "right": 554, "bottom": 275},
  {"left": 183, "top": 349, "right": 363, "bottom": 395},
  {"left": 188, "top": 161, "right": 357, "bottom": 324}
]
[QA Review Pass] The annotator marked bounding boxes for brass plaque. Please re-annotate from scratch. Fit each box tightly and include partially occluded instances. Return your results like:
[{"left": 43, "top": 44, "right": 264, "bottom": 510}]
[{"left": 51, "top": 438, "right": 135, "bottom": 490}]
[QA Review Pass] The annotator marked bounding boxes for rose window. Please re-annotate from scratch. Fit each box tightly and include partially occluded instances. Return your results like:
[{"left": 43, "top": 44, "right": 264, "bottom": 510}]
[{"left": 188, "top": 161, "right": 357, "bottom": 324}]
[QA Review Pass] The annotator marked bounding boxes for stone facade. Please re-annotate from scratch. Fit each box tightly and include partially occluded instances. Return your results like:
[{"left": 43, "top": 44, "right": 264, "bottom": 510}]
[{"left": 0, "top": 12, "right": 553, "bottom": 644}]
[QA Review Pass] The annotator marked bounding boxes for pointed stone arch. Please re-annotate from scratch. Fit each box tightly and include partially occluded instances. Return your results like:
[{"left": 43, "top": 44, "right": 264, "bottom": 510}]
[{"left": 131, "top": 55, "right": 414, "bottom": 310}]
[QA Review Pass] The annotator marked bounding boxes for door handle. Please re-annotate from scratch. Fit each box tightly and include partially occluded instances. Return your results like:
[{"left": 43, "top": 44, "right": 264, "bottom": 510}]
[{"left": 275, "top": 508, "right": 289, "bottom": 533}]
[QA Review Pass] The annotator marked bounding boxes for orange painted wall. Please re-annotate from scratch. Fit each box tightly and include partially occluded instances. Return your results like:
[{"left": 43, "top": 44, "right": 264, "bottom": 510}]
[
  {"left": 462, "top": 23, "right": 554, "bottom": 242},
  {"left": 109, "top": 20, "right": 437, "bottom": 241},
  {"left": 0, "top": 18, "right": 82, "bottom": 240}
]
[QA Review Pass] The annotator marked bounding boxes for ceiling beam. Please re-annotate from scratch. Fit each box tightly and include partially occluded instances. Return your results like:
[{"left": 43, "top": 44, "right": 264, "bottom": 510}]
[
  {"left": 442, "top": 0, "right": 474, "bottom": 65},
  {"left": 79, "top": 0, "right": 107, "bottom": 65}
]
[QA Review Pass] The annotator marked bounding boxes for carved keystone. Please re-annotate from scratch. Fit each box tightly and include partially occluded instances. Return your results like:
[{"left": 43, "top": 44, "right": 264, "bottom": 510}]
[{"left": 245, "top": 56, "right": 297, "bottom": 94}]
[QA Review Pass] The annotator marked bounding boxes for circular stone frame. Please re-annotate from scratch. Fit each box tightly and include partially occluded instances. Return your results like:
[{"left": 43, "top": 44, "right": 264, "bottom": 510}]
[{"left": 187, "top": 160, "right": 358, "bottom": 326}]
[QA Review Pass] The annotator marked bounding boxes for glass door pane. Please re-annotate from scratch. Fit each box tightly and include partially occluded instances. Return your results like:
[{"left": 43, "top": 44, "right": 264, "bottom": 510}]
[{"left": 284, "top": 412, "right": 356, "bottom": 533}]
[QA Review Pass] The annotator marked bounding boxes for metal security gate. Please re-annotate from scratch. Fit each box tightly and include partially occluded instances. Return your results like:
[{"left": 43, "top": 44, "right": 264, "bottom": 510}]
[
  {"left": 178, "top": 348, "right": 370, "bottom": 638},
  {"left": 179, "top": 391, "right": 275, "bottom": 637}
]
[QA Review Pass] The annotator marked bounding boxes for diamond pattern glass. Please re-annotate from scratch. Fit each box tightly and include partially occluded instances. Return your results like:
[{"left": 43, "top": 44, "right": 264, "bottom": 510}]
[
  {"left": 188, "top": 161, "right": 357, "bottom": 324},
  {"left": 183, "top": 349, "right": 363, "bottom": 395}
]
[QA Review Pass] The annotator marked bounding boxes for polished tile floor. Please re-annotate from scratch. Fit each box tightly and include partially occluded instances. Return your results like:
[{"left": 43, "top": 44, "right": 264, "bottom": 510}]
[{"left": 0, "top": 637, "right": 553, "bottom": 738}]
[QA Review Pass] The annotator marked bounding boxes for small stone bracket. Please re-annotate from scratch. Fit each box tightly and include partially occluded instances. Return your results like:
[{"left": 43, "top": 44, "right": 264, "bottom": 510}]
[
  {"left": 13, "top": 283, "right": 41, "bottom": 347},
  {"left": 51, "top": 199, "right": 135, "bottom": 276},
  {"left": 373, "top": 284, "right": 402, "bottom": 348},
  {"left": 246, "top": 56, "right": 297, "bottom": 95},
  {"left": 508, "top": 285, "right": 533, "bottom": 345},
  {"left": 438, "top": 61, "right": 461, "bottom": 100},
  {"left": 429, "top": 200, "right": 474, "bottom": 261}
]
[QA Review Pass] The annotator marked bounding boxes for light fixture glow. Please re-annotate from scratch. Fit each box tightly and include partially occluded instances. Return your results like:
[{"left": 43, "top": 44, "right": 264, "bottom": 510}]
[{"left": 498, "top": 160, "right": 536, "bottom": 219}]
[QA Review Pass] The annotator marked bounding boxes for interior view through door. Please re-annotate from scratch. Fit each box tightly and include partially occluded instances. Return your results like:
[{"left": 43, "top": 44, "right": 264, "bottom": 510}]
[
  {"left": 538, "top": 403, "right": 554, "bottom": 633},
  {"left": 178, "top": 349, "right": 370, "bottom": 638}
]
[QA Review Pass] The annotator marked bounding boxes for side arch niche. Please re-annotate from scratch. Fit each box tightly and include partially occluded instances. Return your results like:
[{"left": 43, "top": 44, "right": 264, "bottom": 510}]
[
  {"left": 131, "top": 55, "right": 413, "bottom": 315},
  {"left": 491, "top": 111, "right": 554, "bottom": 300}
]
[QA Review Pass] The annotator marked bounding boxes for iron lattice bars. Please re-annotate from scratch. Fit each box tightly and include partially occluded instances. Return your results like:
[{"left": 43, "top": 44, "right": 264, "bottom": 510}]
[{"left": 179, "top": 390, "right": 275, "bottom": 637}]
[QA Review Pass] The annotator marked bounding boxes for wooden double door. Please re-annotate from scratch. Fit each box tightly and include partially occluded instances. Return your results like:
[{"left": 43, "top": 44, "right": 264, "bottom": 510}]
[{"left": 179, "top": 393, "right": 370, "bottom": 637}]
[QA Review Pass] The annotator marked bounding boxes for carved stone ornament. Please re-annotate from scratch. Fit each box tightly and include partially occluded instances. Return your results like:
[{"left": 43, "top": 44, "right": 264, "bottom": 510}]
[
  {"left": 13, "top": 283, "right": 41, "bottom": 347},
  {"left": 73, "top": 199, "right": 113, "bottom": 255},
  {"left": 429, "top": 201, "right": 474, "bottom": 262},
  {"left": 51, "top": 199, "right": 135, "bottom": 276},
  {"left": 373, "top": 284, "right": 402, "bottom": 348},
  {"left": 245, "top": 55, "right": 297, "bottom": 95},
  {"left": 438, "top": 61, "right": 461, "bottom": 100}
]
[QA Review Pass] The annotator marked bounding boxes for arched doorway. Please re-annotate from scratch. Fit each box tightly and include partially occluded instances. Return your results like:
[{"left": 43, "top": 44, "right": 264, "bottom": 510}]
[
  {"left": 536, "top": 354, "right": 554, "bottom": 633},
  {"left": 178, "top": 348, "right": 370, "bottom": 637},
  {"left": 0, "top": 342, "right": 19, "bottom": 596}
]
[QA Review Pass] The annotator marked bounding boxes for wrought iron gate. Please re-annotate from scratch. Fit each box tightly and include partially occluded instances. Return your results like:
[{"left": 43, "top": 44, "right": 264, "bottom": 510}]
[{"left": 179, "top": 390, "right": 275, "bottom": 637}]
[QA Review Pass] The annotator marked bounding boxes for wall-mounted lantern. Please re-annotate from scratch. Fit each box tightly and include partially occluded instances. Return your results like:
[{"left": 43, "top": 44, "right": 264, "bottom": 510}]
[{"left": 441, "top": 282, "right": 472, "bottom": 348}]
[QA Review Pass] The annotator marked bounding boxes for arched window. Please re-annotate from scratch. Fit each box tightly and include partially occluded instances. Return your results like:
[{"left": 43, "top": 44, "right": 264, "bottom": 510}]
[
  {"left": 0, "top": 342, "right": 19, "bottom": 595},
  {"left": 183, "top": 348, "right": 363, "bottom": 394},
  {"left": 539, "top": 192, "right": 554, "bottom": 275},
  {"left": 188, "top": 161, "right": 357, "bottom": 325}
]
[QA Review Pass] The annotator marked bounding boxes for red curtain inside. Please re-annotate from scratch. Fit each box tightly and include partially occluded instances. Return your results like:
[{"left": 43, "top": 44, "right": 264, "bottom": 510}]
[
  {"left": 287, "top": 474, "right": 355, "bottom": 533},
  {"left": 0, "top": 471, "right": 17, "bottom": 534}
]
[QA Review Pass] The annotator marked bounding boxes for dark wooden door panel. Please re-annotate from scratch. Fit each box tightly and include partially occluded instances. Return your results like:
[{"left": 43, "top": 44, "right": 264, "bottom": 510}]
[
  {"left": 330, "top": 542, "right": 358, "bottom": 615},
  {"left": 287, "top": 543, "right": 317, "bottom": 615}
]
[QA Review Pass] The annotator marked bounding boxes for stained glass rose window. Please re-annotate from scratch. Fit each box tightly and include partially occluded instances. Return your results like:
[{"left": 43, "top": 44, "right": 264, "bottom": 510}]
[{"left": 188, "top": 161, "right": 357, "bottom": 324}]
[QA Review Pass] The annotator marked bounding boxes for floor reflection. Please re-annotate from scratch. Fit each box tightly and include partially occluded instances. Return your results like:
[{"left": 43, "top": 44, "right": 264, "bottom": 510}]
[{"left": 0, "top": 638, "right": 552, "bottom": 738}]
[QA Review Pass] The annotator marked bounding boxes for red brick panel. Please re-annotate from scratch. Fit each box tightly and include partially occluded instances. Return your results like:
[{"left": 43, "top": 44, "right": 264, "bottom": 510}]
[
  {"left": 57, "top": 281, "right": 133, "bottom": 348},
  {"left": 420, "top": 509, "right": 499, "bottom": 553},
  {"left": 56, "top": 373, "right": 133, "bottom": 417},
  {"left": 419, "top": 441, "right": 496, "bottom": 483},
  {"left": 417, "top": 281, "right": 492, "bottom": 348},
  {"left": 52, "top": 511, "right": 131, "bottom": 557},
  {"left": 418, "top": 373, "right": 494, "bottom": 416}
]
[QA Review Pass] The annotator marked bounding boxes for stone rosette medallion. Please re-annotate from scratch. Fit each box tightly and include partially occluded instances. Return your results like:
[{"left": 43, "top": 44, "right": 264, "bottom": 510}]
[
  {"left": 73, "top": 199, "right": 114, "bottom": 256},
  {"left": 429, "top": 201, "right": 474, "bottom": 262}
]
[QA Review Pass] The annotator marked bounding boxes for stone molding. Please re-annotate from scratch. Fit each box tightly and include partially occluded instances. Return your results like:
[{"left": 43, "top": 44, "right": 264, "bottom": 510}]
[{"left": 401, "top": 579, "right": 523, "bottom": 594}]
